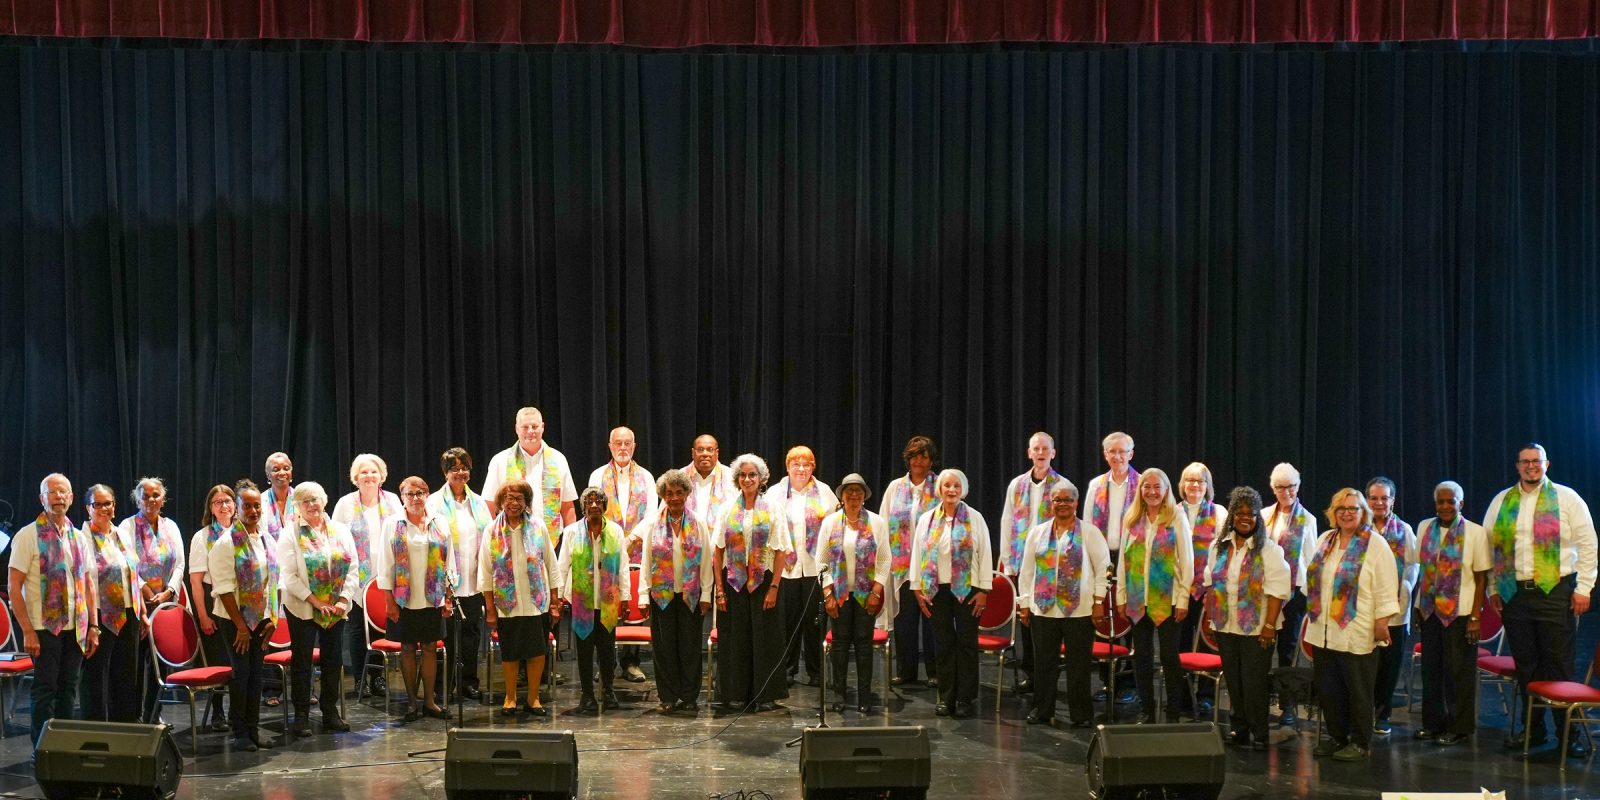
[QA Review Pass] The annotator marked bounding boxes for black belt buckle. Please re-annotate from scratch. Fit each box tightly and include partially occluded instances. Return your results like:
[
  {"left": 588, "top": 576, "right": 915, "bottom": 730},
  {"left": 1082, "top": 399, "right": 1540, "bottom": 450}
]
[{"left": 1516, "top": 579, "right": 1539, "bottom": 591}]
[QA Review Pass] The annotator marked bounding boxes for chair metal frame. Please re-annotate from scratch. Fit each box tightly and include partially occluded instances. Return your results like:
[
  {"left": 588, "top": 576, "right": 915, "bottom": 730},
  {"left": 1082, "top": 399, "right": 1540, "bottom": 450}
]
[
  {"left": 1523, "top": 633, "right": 1600, "bottom": 770},
  {"left": 147, "top": 601, "right": 233, "bottom": 756},
  {"left": 975, "top": 574, "right": 1019, "bottom": 708}
]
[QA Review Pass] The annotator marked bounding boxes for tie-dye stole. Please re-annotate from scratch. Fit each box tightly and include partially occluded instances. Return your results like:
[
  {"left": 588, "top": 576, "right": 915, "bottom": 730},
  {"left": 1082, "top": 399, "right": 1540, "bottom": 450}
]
[
  {"left": 1490, "top": 479, "right": 1562, "bottom": 599},
  {"left": 1034, "top": 522, "right": 1083, "bottom": 614},
  {"left": 1307, "top": 528, "right": 1372, "bottom": 629},
  {"left": 1418, "top": 517, "right": 1464, "bottom": 624},
  {"left": 568, "top": 522, "right": 624, "bottom": 640},
  {"left": 1123, "top": 516, "right": 1177, "bottom": 624},
  {"left": 649, "top": 512, "right": 704, "bottom": 609}
]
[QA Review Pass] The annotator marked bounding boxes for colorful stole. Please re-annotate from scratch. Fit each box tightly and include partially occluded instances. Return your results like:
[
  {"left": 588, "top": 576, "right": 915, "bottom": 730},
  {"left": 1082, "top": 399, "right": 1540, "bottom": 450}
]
[
  {"left": 915, "top": 503, "right": 976, "bottom": 600},
  {"left": 130, "top": 514, "right": 176, "bottom": 591},
  {"left": 86, "top": 525, "right": 132, "bottom": 633},
  {"left": 298, "top": 524, "right": 353, "bottom": 629},
  {"left": 391, "top": 518, "right": 451, "bottom": 608},
  {"left": 781, "top": 480, "right": 830, "bottom": 571},
  {"left": 885, "top": 474, "right": 938, "bottom": 587},
  {"left": 568, "top": 521, "right": 624, "bottom": 639},
  {"left": 825, "top": 513, "right": 879, "bottom": 606},
  {"left": 1377, "top": 517, "right": 1408, "bottom": 593},
  {"left": 231, "top": 526, "right": 279, "bottom": 629},
  {"left": 263, "top": 487, "right": 297, "bottom": 535},
  {"left": 722, "top": 495, "right": 774, "bottom": 592},
  {"left": 35, "top": 514, "right": 92, "bottom": 645},
  {"left": 347, "top": 493, "right": 400, "bottom": 589},
  {"left": 1089, "top": 469, "right": 1140, "bottom": 534},
  {"left": 1418, "top": 517, "right": 1465, "bottom": 624},
  {"left": 1268, "top": 503, "right": 1313, "bottom": 586},
  {"left": 1006, "top": 469, "right": 1064, "bottom": 573},
  {"left": 1490, "top": 479, "right": 1562, "bottom": 599},
  {"left": 1188, "top": 501, "right": 1223, "bottom": 589},
  {"left": 1033, "top": 522, "right": 1083, "bottom": 614},
  {"left": 685, "top": 463, "right": 732, "bottom": 520},
  {"left": 437, "top": 488, "right": 490, "bottom": 591},
  {"left": 505, "top": 446, "right": 565, "bottom": 537},
  {"left": 602, "top": 462, "right": 652, "bottom": 542},
  {"left": 649, "top": 511, "right": 705, "bottom": 609},
  {"left": 1123, "top": 515, "right": 1178, "bottom": 624},
  {"left": 1208, "top": 536, "right": 1266, "bottom": 633},
  {"left": 485, "top": 514, "right": 551, "bottom": 615},
  {"left": 1307, "top": 528, "right": 1373, "bottom": 629}
]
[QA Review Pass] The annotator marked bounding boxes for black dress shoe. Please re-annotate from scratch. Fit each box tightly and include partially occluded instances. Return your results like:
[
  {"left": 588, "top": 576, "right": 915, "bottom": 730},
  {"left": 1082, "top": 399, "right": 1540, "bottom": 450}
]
[
  {"left": 402, "top": 709, "right": 423, "bottom": 723},
  {"left": 499, "top": 705, "right": 520, "bottom": 717},
  {"left": 934, "top": 703, "right": 951, "bottom": 717},
  {"left": 1434, "top": 733, "right": 1468, "bottom": 746},
  {"left": 952, "top": 701, "right": 975, "bottom": 719},
  {"left": 756, "top": 700, "right": 784, "bottom": 712},
  {"left": 1025, "top": 710, "right": 1052, "bottom": 725},
  {"left": 521, "top": 705, "right": 549, "bottom": 718},
  {"left": 252, "top": 733, "right": 276, "bottom": 749},
  {"left": 231, "top": 735, "right": 258, "bottom": 752},
  {"left": 427, "top": 706, "right": 451, "bottom": 720},
  {"left": 577, "top": 696, "right": 599, "bottom": 715},
  {"left": 323, "top": 715, "right": 351, "bottom": 733},
  {"left": 288, "top": 718, "right": 313, "bottom": 737},
  {"left": 462, "top": 686, "right": 483, "bottom": 700},
  {"left": 829, "top": 701, "right": 846, "bottom": 712},
  {"left": 601, "top": 691, "right": 621, "bottom": 710},
  {"left": 1014, "top": 679, "right": 1033, "bottom": 694},
  {"left": 1568, "top": 740, "right": 1591, "bottom": 759},
  {"left": 1227, "top": 731, "right": 1251, "bottom": 748},
  {"left": 1414, "top": 729, "right": 1438, "bottom": 741},
  {"left": 674, "top": 700, "right": 699, "bottom": 714},
  {"left": 1507, "top": 731, "right": 1547, "bottom": 749}
]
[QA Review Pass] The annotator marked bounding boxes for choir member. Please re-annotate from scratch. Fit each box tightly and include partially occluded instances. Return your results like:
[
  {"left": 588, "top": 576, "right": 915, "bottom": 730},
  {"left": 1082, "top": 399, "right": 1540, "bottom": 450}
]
[{"left": 910, "top": 469, "right": 994, "bottom": 719}]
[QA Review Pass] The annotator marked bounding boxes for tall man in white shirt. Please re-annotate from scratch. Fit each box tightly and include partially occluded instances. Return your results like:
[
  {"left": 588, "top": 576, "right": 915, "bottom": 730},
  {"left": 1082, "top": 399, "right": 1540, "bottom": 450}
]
[
  {"left": 1483, "top": 443, "right": 1597, "bottom": 757},
  {"left": 588, "top": 426, "right": 656, "bottom": 683},
  {"left": 684, "top": 434, "right": 735, "bottom": 523},
  {"left": 997, "top": 432, "right": 1069, "bottom": 693},
  {"left": 482, "top": 407, "right": 578, "bottom": 533},
  {"left": 9, "top": 474, "right": 100, "bottom": 745},
  {"left": 1084, "top": 431, "right": 1139, "bottom": 704}
]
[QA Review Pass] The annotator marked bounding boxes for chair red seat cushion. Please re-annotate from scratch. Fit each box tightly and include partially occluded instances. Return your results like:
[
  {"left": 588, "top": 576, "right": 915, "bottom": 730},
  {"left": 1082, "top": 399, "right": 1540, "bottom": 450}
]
[
  {"left": 825, "top": 629, "right": 891, "bottom": 645},
  {"left": 1478, "top": 655, "right": 1518, "bottom": 677},
  {"left": 1528, "top": 680, "right": 1600, "bottom": 704},
  {"left": 1179, "top": 653, "right": 1223, "bottom": 671},
  {"left": 1090, "top": 642, "right": 1131, "bottom": 658},
  {"left": 0, "top": 658, "right": 34, "bottom": 674},
  {"left": 708, "top": 629, "right": 718, "bottom": 644},
  {"left": 164, "top": 666, "right": 233, "bottom": 687},
  {"left": 615, "top": 626, "right": 652, "bottom": 643},
  {"left": 977, "top": 635, "right": 1011, "bottom": 651},
  {"left": 370, "top": 639, "right": 403, "bottom": 653}
]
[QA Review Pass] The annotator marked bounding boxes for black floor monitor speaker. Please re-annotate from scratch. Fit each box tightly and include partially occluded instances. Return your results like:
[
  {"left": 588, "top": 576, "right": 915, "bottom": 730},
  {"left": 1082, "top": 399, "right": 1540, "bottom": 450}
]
[
  {"left": 1086, "top": 722, "right": 1226, "bottom": 800},
  {"left": 798, "top": 725, "right": 931, "bottom": 799},
  {"left": 444, "top": 728, "right": 578, "bottom": 800},
  {"left": 34, "top": 720, "right": 183, "bottom": 800}
]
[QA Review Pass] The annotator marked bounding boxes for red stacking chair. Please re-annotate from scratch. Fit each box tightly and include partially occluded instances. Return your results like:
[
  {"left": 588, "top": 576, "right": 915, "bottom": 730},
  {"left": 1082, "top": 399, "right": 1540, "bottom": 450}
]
[
  {"left": 0, "top": 599, "right": 35, "bottom": 738},
  {"left": 975, "top": 575, "right": 1019, "bottom": 709},
  {"left": 148, "top": 602, "right": 233, "bottom": 755},
  {"left": 1179, "top": 599, "right": 1224, "bottom": 722},
  {"left": 1524, "top": 636, "right": 1600, "bottom": 769},
  {"left": 1091, "top": 607, "right": 1134, "bottom": 723}
]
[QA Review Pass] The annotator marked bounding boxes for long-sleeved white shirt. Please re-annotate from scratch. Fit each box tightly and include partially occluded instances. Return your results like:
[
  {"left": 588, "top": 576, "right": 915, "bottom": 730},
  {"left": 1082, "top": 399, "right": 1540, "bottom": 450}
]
[
  {"left": 766, "top": 478, "right": 837, "bottom": 579},
  {"left": 276, "top": 520, "right": 362, "bottom": 623},
  {"left": 208, "top": 526, "right": 276, "bottom": 620},
  {"left": 330, "top": 489, "right": 402, "bottom": 607},
  {"left": 117, "top": 514, "right": 185, "bottom": 597},
  {"left": 1302, "top": 529, "right": 1402, "bottom": 655},
  {"left": 374, "top": 516, "right": 459, "bottom": 610},
  {"left": 684, "top": 463, "right": 736, "bottom": 524},
  {"left": 1084, "top": 471, "right": 1136, "bottom": 550},
  {"left": 555, "top": 520, "right": 634, "bottom": 613},
  {"left": 712, "top": 495, "right": 794, "bottom": 586},
  {"left": 1114, "top": 512, "right": 1195, "bottom": 613},
  {"left": 1264, "top": 502, "right": 1319, "bottom": 592},
  {"left": 427, "top": 486, "right": 491, "bottom": 597},
  {"left": 997, "top": 470, "right": 1069, "bottom": 575},
  {"left": 877, "top": 474, "right": 939, "bottom": 592},
  {"left": 1481, "top": 481, "right": 1597, "bottom": 597},
  {"left": 1203, "top": 533, "right": 1292, "bottom": 636},
  {"left": 908, "top": 504, "right": 994, "bottom": 599},
  {"left": 587, "top": 462, "right": 659, "bottom": 539},
  {"left": 1015, "top": 519, "right": 1110, "bottom": 619},
  {"left": 1370, "top": 517, "right": 1420, "bottom": 626}
]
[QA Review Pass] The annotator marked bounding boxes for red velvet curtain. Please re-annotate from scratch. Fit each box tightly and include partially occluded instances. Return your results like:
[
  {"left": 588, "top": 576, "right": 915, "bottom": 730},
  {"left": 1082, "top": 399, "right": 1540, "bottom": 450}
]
[{"left": 5, "top": 0, "right": 1597, "bottom": 45}]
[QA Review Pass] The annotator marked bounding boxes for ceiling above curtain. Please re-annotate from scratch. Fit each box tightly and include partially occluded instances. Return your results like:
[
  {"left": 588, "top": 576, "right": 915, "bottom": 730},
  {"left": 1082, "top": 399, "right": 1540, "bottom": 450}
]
[{"left": 5, "top": 0, "right": 1597, "bottom": 46}]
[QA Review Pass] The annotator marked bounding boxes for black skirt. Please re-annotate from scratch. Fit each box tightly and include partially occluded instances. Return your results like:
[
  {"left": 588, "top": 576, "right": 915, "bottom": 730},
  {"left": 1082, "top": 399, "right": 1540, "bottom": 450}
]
[
  {"left": 496, "top": 613, "right": 550, "bottom": 662},
  {"left": 387, "top": 605, "right": 444, "bottom": 646}
]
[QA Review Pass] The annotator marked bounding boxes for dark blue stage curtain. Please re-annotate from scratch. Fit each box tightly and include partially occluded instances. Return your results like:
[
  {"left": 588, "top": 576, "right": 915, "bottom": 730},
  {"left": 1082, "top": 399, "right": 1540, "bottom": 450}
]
[
  {"left": 1, "top": 42, "right": 1598, "bottom": 538},
  {"left": 2, "top": 0, "right": 1599, "bottom": 45}
]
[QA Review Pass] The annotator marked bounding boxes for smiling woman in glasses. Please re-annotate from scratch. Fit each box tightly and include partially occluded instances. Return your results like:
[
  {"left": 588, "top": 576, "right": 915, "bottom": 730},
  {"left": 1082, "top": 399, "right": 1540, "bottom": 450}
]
[{"left": 1302, "top": 487, "right": 1401, "bottom": 763}]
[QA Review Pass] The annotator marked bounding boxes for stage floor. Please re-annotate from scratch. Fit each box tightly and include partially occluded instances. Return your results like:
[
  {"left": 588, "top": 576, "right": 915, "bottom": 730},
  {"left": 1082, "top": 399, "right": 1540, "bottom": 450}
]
[{"left": 0, "top": 657, "right": 1592, "bottom": 799}]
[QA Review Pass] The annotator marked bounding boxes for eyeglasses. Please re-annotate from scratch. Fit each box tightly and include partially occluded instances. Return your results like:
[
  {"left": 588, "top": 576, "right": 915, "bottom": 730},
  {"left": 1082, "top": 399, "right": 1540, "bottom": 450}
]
[
  {"left": 90, "top": 501, "right": 115, "bottom": 509},
  {"left": 1516, "top": 459, "right": 1545, "bottom": 467},
  {"left": 1271, "top": 484, "right": 1299, "bottom": 491},
  {"left": 1334, "top": 506, "right": 1360, "bottom": 513},
  {"left": 446, "top": 465, "right": 471, "bottom": 474},
  {"left": 402, "top": 491, "right": 429, "bottom": 499}
]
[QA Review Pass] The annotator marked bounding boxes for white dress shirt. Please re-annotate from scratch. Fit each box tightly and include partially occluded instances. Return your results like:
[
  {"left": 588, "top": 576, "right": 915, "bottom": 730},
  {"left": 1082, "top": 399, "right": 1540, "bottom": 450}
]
[
  {"left": 587, "top": 463, "right": 659, "bottom": 540},
  {"left": 208, "top": 527, "right": 274, "bottom": 619},
  {"left": 1371, "top": 518, "right": 1420, "bottom": 626},
  {"left": 478, "top": 518, "right": 562, "bottom": 617},
  {"left": 712, "top": 496, "right": 794, "bottom": 585},
  {"left": 1015, "top": 519, "right": 1110, "bottom": 619},
  {"left": 9, "top": 519, "right": 96, "bottom": 632},
  {"left": 684, "top": 463, "right": 736, "bottom": 524},
  {"left": 331, "top": 490, "right": 402, "bottom": 607},
  {"left": 427, "top": 487, "right": 490, "bottom": 597},
  {"left": 116, "top": 515, "right": 186, "bottom": 596},
  {"left": 1085, "top": 471, "right": 1135, "bottom": 550},
  {"left": 1481, "top": 481, "right": 1598, "bottom": 597},
  {"left": 555, "top": 520, "right": 634, "bottom": 612},
  {"left": 1264, "top": 503, "right": 1319, "bottom": 592},
  {"left": 375, "top": 517, "right": 458, "bottom": 610},
  {"left": 1203, "top": 533, "right": 1292, "bottom": 636},
  {"left": 481, "top": 443, "right": 579, "bottom": 523},
  {"left": 1114, "top": 512, "right": 1196, "bottom": 612},
  {"left": 908, "top": 504, "right": 995, "bottom": 597},
  {"left": 767, "top": 478, "right": 837, "bottom": 580},
  {"left": 997, "top": 470, "right": 1068, "bottom": 575}
]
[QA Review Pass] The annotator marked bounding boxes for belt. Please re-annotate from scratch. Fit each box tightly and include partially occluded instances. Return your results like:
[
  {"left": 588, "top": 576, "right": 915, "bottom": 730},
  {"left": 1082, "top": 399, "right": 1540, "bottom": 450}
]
[{"left": 1514, "top": 573, "right": 1575, "bottom": 591}]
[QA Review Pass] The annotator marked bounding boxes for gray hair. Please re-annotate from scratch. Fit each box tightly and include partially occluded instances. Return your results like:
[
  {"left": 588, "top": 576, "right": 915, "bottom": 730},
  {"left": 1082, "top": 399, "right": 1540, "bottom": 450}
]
[
  {"left": 937, "top": 468, "right": 970, "bottom": 500},
  {"left": 1270, "top": 463, "right": 1301, "bottom": 487},
  {"left": 1102, "top": 431, "right": 1134, "bottom": 451},
  {"left": 730, "top": 453, "right": 771, "bottom": 485},
  {"left": 656, "top": 468, "right": 693, "bottom": 497},
  {"left": 291, "top": 481, "right": 329, "bottom": 508},
  {"left": 39, "top": 473, "right": 71, "bottom": 496},
  {"left": 264, "top": 451, "right": 291, "bottom": 474},
  {"left": 579, "top": 485, "right": 609, "bottom": 509},
  {"left": 1049, "top": 479, "right": 1080, "bottom": 500},
  {"left": 130, "top": 476, "right": 167, "bottom": 504},
  {"left": 348, "top": 453, "right": 389, "bottom": 486},
  {"left": 1434, "top": 480, "right": 1465, "bottom": 501}
]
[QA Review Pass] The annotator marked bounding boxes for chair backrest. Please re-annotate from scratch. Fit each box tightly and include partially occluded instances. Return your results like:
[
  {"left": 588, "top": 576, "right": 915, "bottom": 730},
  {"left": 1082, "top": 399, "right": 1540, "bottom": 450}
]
[
  {"left": 978, "top": 574, "right": 1016, "bottom": 632},
  {"left": 268, "top": 609, "right": 292, "bottom": 649},
  {"left": 1478, "top": 596, "right": 1505, "bottom": 648},
  {"left": 1297, "top": 616, "right": 1314, "bottom": 665},
  {"left": 0, "top": 598, "right": 15, "bottom": 652},
  {"left": 363, "top": 579, "right": 387, "bottom": 641},
  {"left": 1094, "top": 607, "right": 1133, "bottom": 640},
  {"left": 149, "top": 602, "right": 200, "bottom": 670},
  {"left": 621, "top": 565, "right": 649, "bottom": 624},
  {"left": 1199, "top": 612, "right": 1220, "bottom": 652}
]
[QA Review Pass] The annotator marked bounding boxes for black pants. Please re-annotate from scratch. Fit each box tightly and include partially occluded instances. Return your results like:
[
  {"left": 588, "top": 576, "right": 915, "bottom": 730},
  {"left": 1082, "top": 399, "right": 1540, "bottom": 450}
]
[
  {"left": 1217, "top": 631, "right": 1274, "bottom": 741},
  {"left": 1177, "top": 590, "right": 1215, "bottom": 702},
  {"left": 451, "top": 594, "right": 485, "bottom": 692},
  {"left": 30, "top": 628, "right": 84, "bottom": 746},
  {"left": 1277, "top": 591, "right": 1307, "bottom": 667},
  {"left": 1373, "top": 622, "right": 1409, "bottom": 722},
  {"left": 829, "top": 597, "right": 877, "bottom": 702},
  {"left": 1502, "top": 575, "right": 1576, "bottom": 738},
  {"left": 717, "top": 575, "right": 786, "bottom": 704},
  {"left": 1419, "top": 613, "right": 1478, "bottom": 736},
  {"left": 1132, "top": 615, "right": 1186, "bottom": 716},
  {"left": 217, "top": 617, "right": 270, "bottom": 738},
  {"left": 894, "top": 583, "right": 937, "bottom": 680},
  {"left": 1313, "top": 646, "right": 1379, "bottom": 747},
  {"left": 80, "top": 611, "right": 140, "bottom": 722},
  {"left": 287, "top": 610, "right": 346, "bottom": 721},
  {"left": 930, "top": 586, "right": 980, "bottom": 704},
  {"left": 577, "top": 625, "right": 617, "bottom": 697},
  {"left": 649, "top": 595, "right": 704, "bottom": 705},
  {"left": 1032, "top": 615, "right": 1093, "bottom": 722},
  {"left": 780, "top": 576, "right": 824, "bottom": 680},
  {"left": 194, "top": 583, "right": 231, "bottom": 725}
]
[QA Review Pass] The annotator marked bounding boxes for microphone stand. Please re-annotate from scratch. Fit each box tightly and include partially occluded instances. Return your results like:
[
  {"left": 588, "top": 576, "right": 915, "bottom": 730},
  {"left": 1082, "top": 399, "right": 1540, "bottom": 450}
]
[
  {"left": 785, "top": 576, "right": 827, "bottom": 747},
  {"left": 408, "top": 595, "right": 467, "bottom": 758}
]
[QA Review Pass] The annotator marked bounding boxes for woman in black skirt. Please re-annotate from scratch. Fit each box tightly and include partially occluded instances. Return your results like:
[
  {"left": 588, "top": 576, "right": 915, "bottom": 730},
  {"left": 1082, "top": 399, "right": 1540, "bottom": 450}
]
[
  {"left": 480, "top": 480, "right": 562, "bottom": 718},
  {"left": 380, "top": 476, "right": 457, "bottom": 722}
]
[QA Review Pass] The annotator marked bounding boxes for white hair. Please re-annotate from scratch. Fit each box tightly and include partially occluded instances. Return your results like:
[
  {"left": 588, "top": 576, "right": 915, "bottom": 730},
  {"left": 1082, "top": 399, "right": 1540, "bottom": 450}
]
[
  {"left": 130, "top": 476, "right": 166, "bottom": 504},
  {"left": 1270, "top": 463, "right": 1301, "bottom": 486},
  {"left": 264, "top": 451, "right": 291, "bottom": 474},
  {"left": 730, "top": 453, "right": 770, "bottom": 485},
  {"left": 1102, "top": 431, "right": 1134, "bottom": 451},
  {"left": 1434, "top": 480, "right": 1465, "bottom": 501},
  {"left": 39, "top": 473, "right": 70, "bottom": 496},
  {"left": 937, "top": 468, "right": 970, "bottom": 500},
  {"left": 292, "top": 481, "right": 329, "bottom": 508},
  {"left": 348, "top": 453, "right": 389, "bottom": 485},
  {"left": 1049, "top": 479, "right": 1080, "bottom": 499}
]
